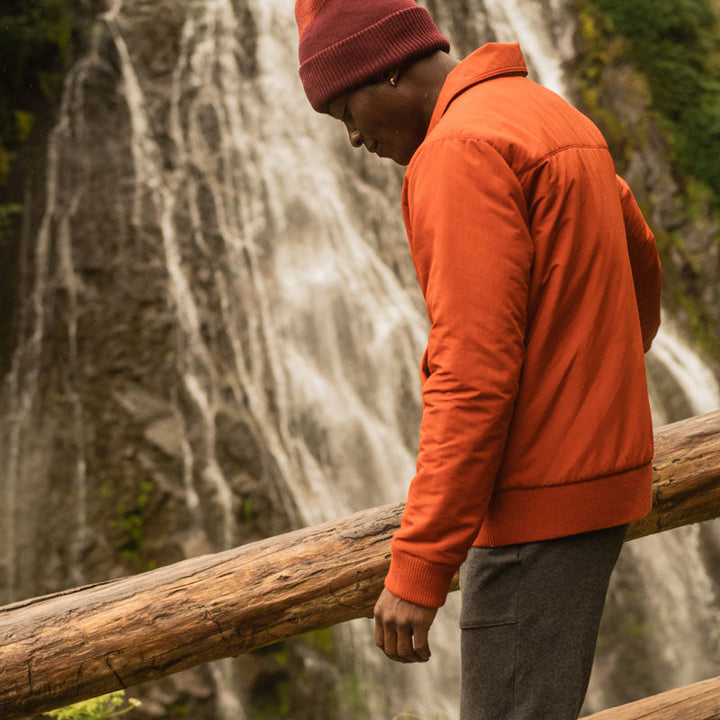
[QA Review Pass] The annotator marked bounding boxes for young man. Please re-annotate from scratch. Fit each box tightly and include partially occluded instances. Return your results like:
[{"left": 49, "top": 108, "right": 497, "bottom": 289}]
[{"left": 295, "top": 1, "right": 661, "bottom": 717}]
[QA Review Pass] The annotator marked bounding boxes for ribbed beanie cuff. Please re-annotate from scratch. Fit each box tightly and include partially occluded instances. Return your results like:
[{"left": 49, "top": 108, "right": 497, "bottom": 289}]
[{"left": 297, "top": 4, "right": 450, "bottom": 112}]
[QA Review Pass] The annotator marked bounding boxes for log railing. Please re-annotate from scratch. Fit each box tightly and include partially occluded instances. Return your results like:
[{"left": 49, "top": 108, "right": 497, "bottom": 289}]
[
  {"left": 1, "top": 409, "right": 720, "bottom": 719},
  {"left": 583, "top": 674, "right": 720, "bottom": 719}
]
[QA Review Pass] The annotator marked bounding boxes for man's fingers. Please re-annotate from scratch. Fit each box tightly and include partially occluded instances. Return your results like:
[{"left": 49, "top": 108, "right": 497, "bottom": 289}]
[
  {"left": 374, "top": 614, "right": 385, "bottom": 650},
  {"left": 396, "top": 624, "right": 423, "bottom": 663},
  {"left": 382, "top": 623, "right": 399, "bottom": 659},
  {"left": 412, "top": 623, "right": 431, "bottom": 662},
  {"left": 376, "top": 617, "right": 429, "bottom": 663},
  {"left": 374, "top": 616, "right": 409, "bottom": 663},
  {"left": 373, "top": 588, "right": 437, "bottom": 664}
]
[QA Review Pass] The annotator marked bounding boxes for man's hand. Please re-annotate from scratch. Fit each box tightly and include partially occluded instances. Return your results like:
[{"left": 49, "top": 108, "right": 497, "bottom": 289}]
[{"left": 373, "top": 587, "right": 438, "bottom": 663}]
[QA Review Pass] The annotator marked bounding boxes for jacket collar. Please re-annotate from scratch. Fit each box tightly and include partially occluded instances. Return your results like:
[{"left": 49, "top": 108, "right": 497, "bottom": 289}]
[{"left": 428, "top": 43, "right": 528, "bottom": 133}]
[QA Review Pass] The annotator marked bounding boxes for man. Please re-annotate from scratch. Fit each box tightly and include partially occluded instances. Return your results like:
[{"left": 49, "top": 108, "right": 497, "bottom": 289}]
[{"left": 295, "top": 1, "right": 661, "bottom": 718}]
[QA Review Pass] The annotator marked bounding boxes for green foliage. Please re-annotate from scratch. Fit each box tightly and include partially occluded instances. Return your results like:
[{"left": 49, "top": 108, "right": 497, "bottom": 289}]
[
  {"left": 166, "top": 701, "right": 191, "bottom": 719},
  {"left": 575, "top": 0, "right": 720, "bottom": 361},
  {"left": 0, "top": 203, "right": 23, "bottom": 237},
  {"left": 0, "top": 2, "right": 87, "bottom": 375},
  {"left": 14, "top": 109, "right": 35, "bottom": 142},
  {"left": 249, "top": 671, "right": 292, "bottom": 718},
  {"left": 0, "top": 0, "right": 87, "bottom": 233},
  {"left": 0, "top": 201, "right": 23, "bottom": 369},
  {"left": 0, "top": 145, "right": 11, "bottom": 186},
  {"left": 0, "top": 0, "right": 82, "bottom": 147},
  {"left": 43, "top": 691, "right": 140, "bottom": 720},
  {"left": 298, "top": 628, "right": 337, "bottom": 657},
  {"left": 589, "top": 0, "right": 720, "bottom": 196},
  {"left": 113, "top": 479, "right": 157, "bottom": 569},
  {"left": 241, "top": 496, "right": 254, "bottom": 523}
]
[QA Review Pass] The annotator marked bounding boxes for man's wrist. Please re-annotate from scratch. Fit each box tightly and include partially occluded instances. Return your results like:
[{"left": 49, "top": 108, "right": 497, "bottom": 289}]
[{"left": 385, "top": 547, "right": 456, "bottom": 608}]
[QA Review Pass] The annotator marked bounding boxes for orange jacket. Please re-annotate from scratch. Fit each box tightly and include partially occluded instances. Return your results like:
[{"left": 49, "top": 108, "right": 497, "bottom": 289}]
[{"left": 385, "top": 43, "right": 661, "bottom": 608}]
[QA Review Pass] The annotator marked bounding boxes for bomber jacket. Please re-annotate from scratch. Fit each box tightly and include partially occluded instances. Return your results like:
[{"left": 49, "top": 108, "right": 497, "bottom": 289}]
[{"left": 384, "top": 43, "right": 662, "bottom": 608}]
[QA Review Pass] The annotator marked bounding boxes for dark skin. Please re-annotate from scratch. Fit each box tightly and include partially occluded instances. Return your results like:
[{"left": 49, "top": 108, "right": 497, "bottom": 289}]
[
  {"left": 328, "top": 50, "right": 459, "bottom": 663},
  {"left": 327, "top": 50, "right": 459, "bottom": 166}
]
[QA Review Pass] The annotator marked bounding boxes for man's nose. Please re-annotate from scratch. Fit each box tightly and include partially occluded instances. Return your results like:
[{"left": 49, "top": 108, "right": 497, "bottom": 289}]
[{"left": 347, "top": 126, "right": 363, "bottom": 148}]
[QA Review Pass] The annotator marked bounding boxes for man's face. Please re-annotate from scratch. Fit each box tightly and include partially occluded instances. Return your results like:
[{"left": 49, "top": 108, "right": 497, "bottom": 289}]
[{"left": 328, "top": 78, "right": 428, "bottom": 166}]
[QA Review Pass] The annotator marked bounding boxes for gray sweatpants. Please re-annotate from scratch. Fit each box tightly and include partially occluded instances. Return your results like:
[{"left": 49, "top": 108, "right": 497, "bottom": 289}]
[{"left": 459, "top": 524, "right": 627, "bottom": 720}]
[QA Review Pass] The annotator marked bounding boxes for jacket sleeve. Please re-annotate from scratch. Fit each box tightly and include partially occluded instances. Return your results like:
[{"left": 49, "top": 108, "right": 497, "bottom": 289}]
[
  {"left": 384, "top": 139, "right": 533, "bottom": 608},
  {"left": 617, "top": 176, "right": 662, "bottom": 352}
]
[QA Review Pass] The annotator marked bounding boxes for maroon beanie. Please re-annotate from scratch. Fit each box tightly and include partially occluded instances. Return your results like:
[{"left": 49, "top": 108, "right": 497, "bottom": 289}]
[{"left": 296, "top": 0, "right": 450, "bottom": 113}]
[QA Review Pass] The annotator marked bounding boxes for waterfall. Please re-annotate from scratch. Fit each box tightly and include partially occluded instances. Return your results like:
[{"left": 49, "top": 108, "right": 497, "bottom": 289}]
[
  {"left": 1, "top": 0, "right": 719, "bottom": 717},
  {"left": 647, "top": 318, "right": 720, "bottom": 426}
]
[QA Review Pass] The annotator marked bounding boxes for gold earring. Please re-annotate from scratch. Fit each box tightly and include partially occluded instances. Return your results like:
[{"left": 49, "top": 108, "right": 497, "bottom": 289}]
[{"left": 389, "top": 75, "right": 398, "bottom": 87}]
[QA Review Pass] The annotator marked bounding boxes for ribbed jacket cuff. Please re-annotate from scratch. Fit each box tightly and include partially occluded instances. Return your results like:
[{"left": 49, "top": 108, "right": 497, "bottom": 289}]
[{"left": 384, "top": 548, "right": 456, "bottom": 608}]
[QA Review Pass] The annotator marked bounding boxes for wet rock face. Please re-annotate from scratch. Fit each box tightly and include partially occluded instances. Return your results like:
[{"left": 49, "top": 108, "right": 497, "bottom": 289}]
[
  {"left": 0, "top": 3, "right": 305, "bottom": 717},
  {"left": 0, "top": 0, "right": 295, "bottom": 606}
]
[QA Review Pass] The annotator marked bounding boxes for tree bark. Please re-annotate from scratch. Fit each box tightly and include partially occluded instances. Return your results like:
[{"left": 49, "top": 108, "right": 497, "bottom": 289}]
[
  {"left": 581, "top": 674, "right": 720, "bottom": 720},
  {"left": 1, "top": 409, "right": 720, "bottom": 719},
  {"left": 627, "top": 410, "right": 720, "bottom": 540}
]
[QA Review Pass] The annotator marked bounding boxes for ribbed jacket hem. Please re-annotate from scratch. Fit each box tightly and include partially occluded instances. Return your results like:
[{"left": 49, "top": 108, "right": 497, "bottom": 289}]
[
  {"left": 475, "top": 461, "right": 653, "bottom": 547},
  {"left": 386, "top": 461, "right": 653, "bottom": 607}
]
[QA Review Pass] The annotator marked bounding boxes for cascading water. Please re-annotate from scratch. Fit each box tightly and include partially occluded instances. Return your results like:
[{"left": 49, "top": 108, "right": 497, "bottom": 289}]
[{"left": 1, "top": 0, "right": 719, "bottom": 718}]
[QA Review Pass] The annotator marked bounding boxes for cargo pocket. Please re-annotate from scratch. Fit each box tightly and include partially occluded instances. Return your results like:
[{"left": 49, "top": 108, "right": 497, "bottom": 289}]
[
  {"left": 459, "top": 544, "right": 522, "bottom": 629},
  {"left": 459, "top": 546, "right": 521, "bottom": 718}
]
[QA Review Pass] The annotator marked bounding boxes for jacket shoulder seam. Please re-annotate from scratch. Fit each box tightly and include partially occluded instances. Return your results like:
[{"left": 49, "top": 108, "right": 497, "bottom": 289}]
[
  {"left": 517, "top": 143, "right": 609, "bottom": 178},
  {"left": 411, "top": 135, "right": 517, "bottom": 178}
]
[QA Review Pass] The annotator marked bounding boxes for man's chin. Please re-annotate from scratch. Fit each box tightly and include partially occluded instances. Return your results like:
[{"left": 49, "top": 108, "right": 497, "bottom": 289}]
[{"left": 381, "top": 148, "right": 412, "bottom": 166}]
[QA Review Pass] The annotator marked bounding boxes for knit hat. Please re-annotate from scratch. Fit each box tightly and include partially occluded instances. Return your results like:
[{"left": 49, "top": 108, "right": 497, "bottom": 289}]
[{"left": 296, "top": 0, "right": 450, "bottom": 113}]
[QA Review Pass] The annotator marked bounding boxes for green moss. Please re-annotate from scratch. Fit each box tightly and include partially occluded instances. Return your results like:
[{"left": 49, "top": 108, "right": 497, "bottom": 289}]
[
  {"left": 248, "top": 671, "right": 292, "bottom": 718},
  {"left": 14, "top": 109, "right": 35, "bottom": 142},
  {"left": 573, "top": 4, "right": 639, "bottom": 163},
  {"left": 296, "top": 628, "right": 337, "bottom": 657},
  {"left": 574, "top": 0, "right": 720, "bottom": 367},
  {"left": 684, "top": 177, "right": 717, "bottom": 223},
  {"left": 678, "top": 293, "right": 720, "bottom": 358},
  {"left": 166, "top": 702, "right": 191, "bottom": 719},
  {"left": 652, "top": 225, "right": 720, "bottom": 360},
  {"left": 267, "top": 644, "right": 291, "bottom": 667},
  {"left": 241, "top": 497, "right": 254, "bottom": 523},
  {"left": 112, "top": 479, "right": 156, "bottom": 570},
  {"left": 584, "top": 0, "right": 720, "bottom": 201},
  {"left": 0, "top": 1, "right": 87, "bottom": 172},
  {"left": 0, "top": 203, "right": 23, "bottom": 234},
  {"left": 0, "top": 2, "right": 89, "bottom": 375},
  {"left": 0, "top": 202, "right": 22, "bottom": 370},
  {"left": 0, "top": 146, "right": 11, "bottom": 186}
]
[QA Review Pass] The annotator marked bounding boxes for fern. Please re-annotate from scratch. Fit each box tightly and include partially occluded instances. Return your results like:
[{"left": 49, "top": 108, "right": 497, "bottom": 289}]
[{"left": 43, "top": 691, "right": 140, "bottom": 720}]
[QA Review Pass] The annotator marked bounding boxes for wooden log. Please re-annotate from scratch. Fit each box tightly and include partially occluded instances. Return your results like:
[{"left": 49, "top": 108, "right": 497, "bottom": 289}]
[
  {"left": 628, "top": 410, "right": 720, "bottom": 540},
  {"left": 0, "top": 503, "right": 401, "bottom": 719},
  {"left": 1, "top": 409, "right": 720, "bottom": 719},
  {"left": 581, "top": 674, "right": 720, "bottom": 719}
]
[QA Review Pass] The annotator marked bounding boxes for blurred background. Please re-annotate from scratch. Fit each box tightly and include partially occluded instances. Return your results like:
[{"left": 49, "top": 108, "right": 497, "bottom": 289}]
[{"left": 1, "top": 0, "right": 720, "bottom": 718}]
